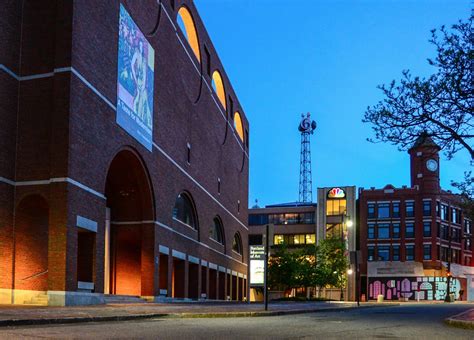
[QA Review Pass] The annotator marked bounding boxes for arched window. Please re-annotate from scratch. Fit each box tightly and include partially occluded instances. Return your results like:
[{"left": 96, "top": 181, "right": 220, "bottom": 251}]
[
  {"left": 177, "top": 7, "right": 201, "bottom": 62},
  {"left": 210, "top": 217, "right": 224, "bottom": 245},
  {"left": 172, "top": 192, "right": 198, "bottom": 230},
  {"left": 232, "top": 232, "right": 242, "bottom": 255},
  {"left": 211, "top": 70, "right": 226, "bottom": 110},
  {"left": 233, "top": 112, "right": 244, "bottom": 142}
]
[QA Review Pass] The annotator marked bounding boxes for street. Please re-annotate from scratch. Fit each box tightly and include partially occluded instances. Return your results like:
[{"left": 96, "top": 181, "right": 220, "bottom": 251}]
[{"left": 0, "top": 304, "right": 472, "bottom": 339}]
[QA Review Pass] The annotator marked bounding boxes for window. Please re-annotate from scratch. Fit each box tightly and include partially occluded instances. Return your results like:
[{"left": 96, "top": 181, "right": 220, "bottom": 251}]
[
  {"left": 233, "top": 112, "right": 244, "bottom": 142},
  {"left": 377, "top": 203, "right": 390, "bottom": 219},
  {"left": 210, "top": 217, "right": 224, "bottom": 245},
  {"left": 405, "top": 245, "right": 415, "bottom": 261},
  {"left": 436, "top": 202, "right": 441, "bottom": 217},
  {"left": 368, "top": 224, "right": 375, "bottom": 239},
  {"left": 204, "top": 46, "right": 211, "bottom": 76},
  {"left": 452, "top": 208, "right": 459, "bottom": 224},
  {"left": 438, "top": 224, "right": 449, "bottom": 240},
  {"left": 327, "top": 199, "right": 347, "bottom": 216},
  {"left": 405, "top": 223, "right": 415, "bottom": 238},
  {"left": 326, "top": 224, "right": 342, "bottom": 238},
  {"left": 249, "top": 234, "right": 262, "bottom": 245},
  {"left": 423, "top": 221, "right": 431, "bottom": 237},
  {"left": 306, "top": 234, "right": 316, "bottom": 244},
  {"left": 274, "top": 234, "right": 285, "bottom": 245},
  {"left": 293, "top": 234, "right": 306, "bottom": 245},
  {"left": 187, "top": 143, "right": 191, "bottom": 163},
  {"left": 465, "top": 219, "right": 472, "bottom": 234},
  {"left": 465, "top": 237, "right": 472, "bottom": 250},
  {"left": 212, "top": 70, "right": 226, "bottom": 109},
  {"left": 177, "top": 7, "right": 201, "bottom": 62},
  {"left": 173, "top": 192, "right": 198, "bottom": 229},
  {"left": 249, "top": 214, "right": 268, "bottom": 226},
  {"left": 392, "top": 223, "right": 400, "bottom": 238},
  {"left": 273, "top": 234, "right": 315, "bottom": 245},
  {"left": 392, "top": 202, "right": 400, "bottom": 218},
  {"left": 232, "top": 233, "right": 242, "bottom": 254},
  {"left": 441, "top": 204, "right": 449, "bottom": 221},
  {"left": 405, "top": 201, "right": 414, "bottom": 218},
  {"left": 451, "top": 228, "right": 460, "bottom": 243},
  {"left": 423, "top": 200, "right": 431, "bottom": 216},
  {"left": 439, "top": 246, "right": 449, "bottom": 261},
  {"left": 392, "top": 245, "right": 400, "bottom": 261},
  {"left": 423, "top": 244, "right": 431, "bottom": 260},
  {"left": 368, "top": 246, "right": 375, "bottom": 261},
  {"left": 367, "top": 203, "right": 375, "bottom": 219},
  {"left": 267, "top": 213, "right": 315, "bottom": 225},
  {"left": 378, "top": 246, "right": 390, "bottom": 261},
  {"left": 377, "top": 224, "right": 390, "bottom": 239}
]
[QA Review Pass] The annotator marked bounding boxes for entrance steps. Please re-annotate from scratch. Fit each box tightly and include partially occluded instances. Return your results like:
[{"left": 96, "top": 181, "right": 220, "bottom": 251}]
[{"left": 104, "top": 295, "right": 148, "bottom": 304}]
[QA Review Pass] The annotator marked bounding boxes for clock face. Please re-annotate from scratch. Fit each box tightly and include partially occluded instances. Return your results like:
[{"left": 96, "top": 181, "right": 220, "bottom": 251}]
[{"left": 426, "top": 159, "right": 438, "bottom": 172}]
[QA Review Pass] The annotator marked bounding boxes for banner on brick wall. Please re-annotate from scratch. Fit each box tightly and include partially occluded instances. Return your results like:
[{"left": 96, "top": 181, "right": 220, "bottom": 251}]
[{"left": 117, "top": 4, "right": 154, "bottom": 151}]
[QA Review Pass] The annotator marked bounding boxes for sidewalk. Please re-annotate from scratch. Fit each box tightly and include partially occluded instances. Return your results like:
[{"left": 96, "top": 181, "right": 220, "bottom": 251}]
[
  {"left": 0, "top": 301, "right": 397, "bottom": 327},
  {"left": 444, "top": 308, "right": 474, "bottom": 329}
]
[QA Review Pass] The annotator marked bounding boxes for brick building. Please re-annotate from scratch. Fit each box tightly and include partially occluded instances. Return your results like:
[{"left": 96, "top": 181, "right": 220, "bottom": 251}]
[
  {"left": 359, "top": 134, "right": 473, "bottom": 301},
  {"left": 0, "top": 0, "right": 249, "bottom": 305}
]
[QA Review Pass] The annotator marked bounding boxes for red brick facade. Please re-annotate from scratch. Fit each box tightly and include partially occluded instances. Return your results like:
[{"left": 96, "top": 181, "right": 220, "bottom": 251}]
[
  {"left": 359, "top": 135, "right": 473, "bottom": 300},
  {"left": 1, "top": 0, "right": 249, "bottom": 305}
]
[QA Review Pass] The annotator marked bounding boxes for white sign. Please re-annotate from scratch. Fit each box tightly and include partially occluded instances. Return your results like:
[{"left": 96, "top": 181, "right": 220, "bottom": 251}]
[{"left": 250, "top": 245, "right": 265, "bottom": 286}]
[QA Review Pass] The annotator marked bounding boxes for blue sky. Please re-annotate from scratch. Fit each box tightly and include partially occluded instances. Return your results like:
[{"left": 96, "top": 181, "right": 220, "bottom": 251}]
[{"left": 195, "top": 0, "right": 472, "bottom": 207}]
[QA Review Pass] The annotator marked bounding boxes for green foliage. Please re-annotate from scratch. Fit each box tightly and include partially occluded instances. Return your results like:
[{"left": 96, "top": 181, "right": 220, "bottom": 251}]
[
  {"left": 267, "top": 237, "right": 349, "bottom": 292},
  {"left": 315, "top": 237, "right": 349, "bottom": 289},
  {"left": 451, "top": 171, "right": 474, "bottom": 220},
  {"left": 267, "top": 244, "right": 316, "bottom": 291}
]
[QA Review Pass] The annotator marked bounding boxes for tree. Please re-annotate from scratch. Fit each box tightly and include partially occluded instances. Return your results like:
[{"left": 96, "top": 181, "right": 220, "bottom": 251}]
[
  {"left": 268, "top": 244, "right": 317, "bottom": 294},
  {"left": 363, "top": 15, "right": 473, "bottom": 160},
  {"left": 451, "top": 171, "right": 474, "bottom": 220},
  {"left": 314, "top": 237, "right": 349, "bottom": 295}
]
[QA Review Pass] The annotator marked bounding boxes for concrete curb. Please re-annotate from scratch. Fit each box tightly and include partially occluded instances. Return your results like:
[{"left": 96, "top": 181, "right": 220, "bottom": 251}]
[
  {"left": 444, "top": 309, "right": 474, "bottom": 330},
  {"left": 0, "top": 303, "right": 399, "bottom": 327}
]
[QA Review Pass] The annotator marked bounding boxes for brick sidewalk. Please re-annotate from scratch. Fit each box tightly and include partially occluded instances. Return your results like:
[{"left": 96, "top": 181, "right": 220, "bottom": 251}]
[
  {"left": 0, "top": 301, "right": 395, "bottom": 327},
  {"left": 444, "top": 308, "right": 474, "bottom": 329}
]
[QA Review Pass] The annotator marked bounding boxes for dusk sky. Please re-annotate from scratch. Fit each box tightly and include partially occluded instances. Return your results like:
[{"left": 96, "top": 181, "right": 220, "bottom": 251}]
[{"left": 195, "top": 0, "right": 472, "bottom": 207}]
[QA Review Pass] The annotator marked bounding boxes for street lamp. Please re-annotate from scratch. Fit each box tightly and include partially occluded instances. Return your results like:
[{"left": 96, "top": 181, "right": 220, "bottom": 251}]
[{"left": 347, "top": 268, "right": 353, "bottom": 275}]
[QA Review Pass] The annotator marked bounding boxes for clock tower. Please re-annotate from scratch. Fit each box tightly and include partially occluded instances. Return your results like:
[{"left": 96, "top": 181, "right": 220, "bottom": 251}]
[{"left": 408, "top": 132, "right": 441, "bottom": 194}]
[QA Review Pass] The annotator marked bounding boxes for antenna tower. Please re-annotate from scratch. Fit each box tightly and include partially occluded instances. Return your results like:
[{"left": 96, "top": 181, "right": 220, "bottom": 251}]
[{"left": 298, "top": 112, "right": 317, "bottom": 203}]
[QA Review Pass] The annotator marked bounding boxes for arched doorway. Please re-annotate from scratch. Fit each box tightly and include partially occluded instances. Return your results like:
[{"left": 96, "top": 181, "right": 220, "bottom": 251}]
[
  {"left": 14, "top": 195, "right": 49, "bottom": 292},
  {"left": 104, "top": 149, "right": 154, "bottom": 296}
]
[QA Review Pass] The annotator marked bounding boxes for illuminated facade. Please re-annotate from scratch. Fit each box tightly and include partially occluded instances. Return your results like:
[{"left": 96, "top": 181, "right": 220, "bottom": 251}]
[
  {"left": 316, "top": 186, "right": 357, "bottom": 301},
  {"left": 0, "top": 1, "right": 249, "bottom": 306},
  {"left": 359, "top": 134, "right": 474, "bottom": 301}
]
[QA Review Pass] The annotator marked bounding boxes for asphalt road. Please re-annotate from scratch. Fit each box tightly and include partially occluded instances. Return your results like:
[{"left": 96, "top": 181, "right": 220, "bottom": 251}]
[{"left": 0, "top": 303, "right": 472, "bottom": 339}]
